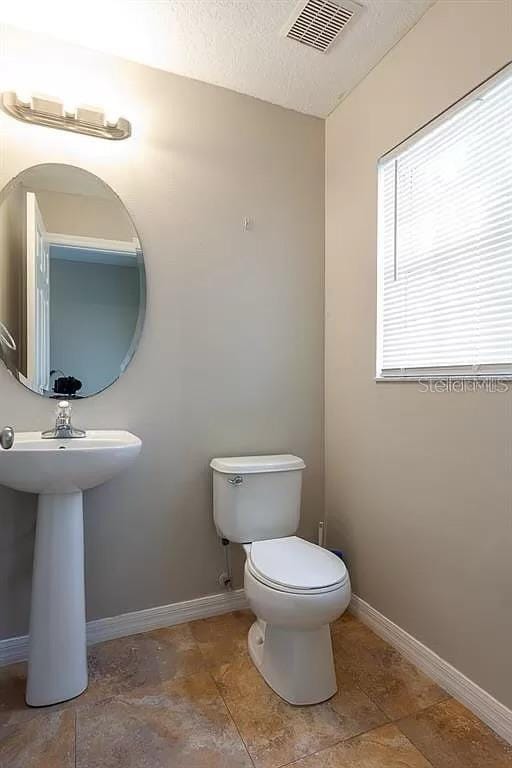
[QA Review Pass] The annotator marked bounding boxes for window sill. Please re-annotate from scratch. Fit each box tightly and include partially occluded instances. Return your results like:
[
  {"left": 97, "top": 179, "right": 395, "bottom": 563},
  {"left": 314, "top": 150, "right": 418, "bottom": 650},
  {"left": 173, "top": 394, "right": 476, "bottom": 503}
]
[
  {"left": 376, "top": 376, "right": 512, "bottom": 382},
  {"left": 375, "top": 376, "right": 512, "bottom": 388}
]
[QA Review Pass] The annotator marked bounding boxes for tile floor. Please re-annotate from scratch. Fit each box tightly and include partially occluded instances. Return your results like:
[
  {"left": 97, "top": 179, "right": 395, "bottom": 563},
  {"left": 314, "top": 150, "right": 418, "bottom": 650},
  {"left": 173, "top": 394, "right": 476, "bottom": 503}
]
[{"left": 0, "top": 610, "right": 511, "bottom": 767}]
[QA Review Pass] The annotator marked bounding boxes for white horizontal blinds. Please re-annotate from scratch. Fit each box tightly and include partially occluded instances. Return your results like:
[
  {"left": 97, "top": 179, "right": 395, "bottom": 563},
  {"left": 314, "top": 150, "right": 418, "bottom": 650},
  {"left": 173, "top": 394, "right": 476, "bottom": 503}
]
[{"left": 378, "top": 65, "right": 512, "bottom": 376}]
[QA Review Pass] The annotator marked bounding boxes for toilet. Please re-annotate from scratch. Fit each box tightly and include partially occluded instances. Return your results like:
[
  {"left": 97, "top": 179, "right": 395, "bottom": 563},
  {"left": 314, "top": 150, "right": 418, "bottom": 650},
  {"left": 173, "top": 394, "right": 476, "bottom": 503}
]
[{"left": 210, "top": 454, "right": 351, "bottom": 705}]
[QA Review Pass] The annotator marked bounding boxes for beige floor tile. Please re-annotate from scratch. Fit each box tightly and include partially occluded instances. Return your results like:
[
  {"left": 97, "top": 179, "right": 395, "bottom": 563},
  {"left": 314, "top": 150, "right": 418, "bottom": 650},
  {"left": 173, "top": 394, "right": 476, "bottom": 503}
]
[
  {"left": 0, "top": 623, "right": 205, "bottom": 727},
  {"left": 0, "top": 662, "right": 73, "bottom": 728},
  {"left": 212, "top": 652, "right": 388, "bottom": 768},
  {"left": 332, "top": 615, "right": 447, "bottom": 719},
  {"left": 398, "top": 698, "right": 512, "bottom": 768},
  {"left": 75, "top": 670, "right": 252, "bottom": 768},
  {"left": 288, "top": 723, "right": 433, "bottom": 767},
  {"left": 190, "top": 610, "right": 255, "bottom": 668},
  {"left": 86, "top": 622, "right": 205, "bottom": 699},
  {"left": 0, "top": 709, "right": 75, "bottom": 768},
  {"left": 0, "top": 662, "right": 30, "bottom": 726},
  {"left": 3, "top": 611, "right": 507, "bottom": 768}
]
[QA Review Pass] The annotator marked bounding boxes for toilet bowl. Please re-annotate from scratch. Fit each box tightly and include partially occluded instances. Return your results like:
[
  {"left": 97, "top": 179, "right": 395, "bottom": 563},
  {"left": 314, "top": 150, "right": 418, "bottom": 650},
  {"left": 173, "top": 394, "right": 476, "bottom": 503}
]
[
  {"left": 210, "top": 454, "right": 351, "bottom": 706},
  {"left": 244, "top": 536, "right": 350, "bottom": 704}
]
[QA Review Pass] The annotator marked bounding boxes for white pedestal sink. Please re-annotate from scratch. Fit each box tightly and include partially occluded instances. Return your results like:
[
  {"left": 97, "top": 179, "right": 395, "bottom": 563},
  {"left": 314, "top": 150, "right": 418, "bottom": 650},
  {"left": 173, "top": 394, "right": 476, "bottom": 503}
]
[{"left": 0, "top": 430, "right": 142, "bottom": 706}]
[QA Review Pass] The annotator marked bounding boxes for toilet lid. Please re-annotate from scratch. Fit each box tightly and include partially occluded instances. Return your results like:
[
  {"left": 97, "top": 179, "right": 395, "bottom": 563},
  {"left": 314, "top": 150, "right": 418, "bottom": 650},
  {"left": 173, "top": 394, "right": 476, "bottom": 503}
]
[{"left": 248, "top": 536, "right": 348, "bottom": 591}]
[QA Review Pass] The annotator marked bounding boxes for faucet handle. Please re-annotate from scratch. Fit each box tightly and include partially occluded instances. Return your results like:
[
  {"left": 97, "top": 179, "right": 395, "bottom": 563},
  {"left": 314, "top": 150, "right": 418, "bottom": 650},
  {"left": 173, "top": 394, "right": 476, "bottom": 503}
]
[
  {"left": 56, "top": 401, "right": 72, "bottom": 422},
  {"left": 0, "top": 426, "right": 14, "bottom": 450}
]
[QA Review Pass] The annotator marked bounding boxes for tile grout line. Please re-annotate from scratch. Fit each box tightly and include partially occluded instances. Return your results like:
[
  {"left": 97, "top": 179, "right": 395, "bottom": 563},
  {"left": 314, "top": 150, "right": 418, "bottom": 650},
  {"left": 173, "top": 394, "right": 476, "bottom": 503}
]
[
  {"left": 268, "top": 690, "right": 391, "bottom": 768},
  {"left": 390, "top": 693, "right": 453, "bottom": 722},
  {"left": 279, "top": 721, "right": 437, "bottom": 768},
  {"left": 393, "top": 719, "right": 439, "bottom": 768},
  {"left": 392, "top": 698, "right": 463, "bottom": 768},
  {"left": 208, "top": 670, "right": 257, "bottom": 768},
  {"left": 185, "top": 618, "right": 257, "bottom": 767},
  {"left": 335, "top": 657, "right": 392, "bottom": 725},
  {"left": 393, "top": 696, "right": 453, "bottom": 726},
  {"left": 357, "top": 675, "right": 453, "bottom": 725},
  {"left": 332, "top": 638, "right": 452, "bottom": 723},
  {"left": 273, "top": 688, "right": 451, "bottom": 768},
  {"left": 74, "top": 709, "right": 77, "bottom": 768},
  {"left": 392, "top": 734, "right": 437, "bottom": 768},
  {"left": 279, "top": 724, "right": 395, "bottom": 768}
]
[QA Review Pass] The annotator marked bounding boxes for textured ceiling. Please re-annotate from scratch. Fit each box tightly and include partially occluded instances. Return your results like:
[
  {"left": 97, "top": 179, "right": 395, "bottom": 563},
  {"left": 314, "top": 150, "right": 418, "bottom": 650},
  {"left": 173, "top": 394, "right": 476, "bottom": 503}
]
[{"left": 0, "top": 0, "right": 434, "bottom": 117}]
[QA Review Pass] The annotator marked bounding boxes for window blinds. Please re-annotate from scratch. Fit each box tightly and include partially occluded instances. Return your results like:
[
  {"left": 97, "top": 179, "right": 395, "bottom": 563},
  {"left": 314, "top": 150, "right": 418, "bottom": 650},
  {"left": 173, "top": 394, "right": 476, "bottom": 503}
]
[{"left": 377, "top": 64, "right": 512, "bottom": 378}]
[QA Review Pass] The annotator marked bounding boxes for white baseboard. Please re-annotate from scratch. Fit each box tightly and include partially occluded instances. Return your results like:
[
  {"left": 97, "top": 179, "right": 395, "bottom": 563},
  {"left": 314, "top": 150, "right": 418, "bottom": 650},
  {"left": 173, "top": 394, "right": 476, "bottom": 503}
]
[
  {"left": 0, "top": 588, "right": 248, "bottom": 668},
  {"left": 350, "top": 594, "right": 512, "bottom": 745}
]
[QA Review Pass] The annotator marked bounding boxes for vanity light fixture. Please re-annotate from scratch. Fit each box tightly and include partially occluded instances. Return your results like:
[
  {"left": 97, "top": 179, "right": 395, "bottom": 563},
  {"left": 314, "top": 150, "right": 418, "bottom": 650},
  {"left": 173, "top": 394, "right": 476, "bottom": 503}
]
[{"left": 1, "top": 92, "right": 131, "bottom": 140}]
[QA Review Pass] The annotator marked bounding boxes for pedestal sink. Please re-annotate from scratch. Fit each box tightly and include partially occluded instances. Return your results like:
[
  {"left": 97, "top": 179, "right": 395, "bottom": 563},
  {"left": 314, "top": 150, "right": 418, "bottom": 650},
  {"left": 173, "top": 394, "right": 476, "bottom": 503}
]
[{"left": 0, "top": 430, "right": 142, "bottom": 706}]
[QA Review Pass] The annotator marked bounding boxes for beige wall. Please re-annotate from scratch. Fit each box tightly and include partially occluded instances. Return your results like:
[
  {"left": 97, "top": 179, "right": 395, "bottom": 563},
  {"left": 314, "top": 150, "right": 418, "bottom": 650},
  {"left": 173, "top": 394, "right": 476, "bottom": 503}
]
[
  {"left": 0, "top": 24, "right": 324, "bottom": 638},
  {"left": 325, "top": 0, "right": 512, "bottom": 708}
]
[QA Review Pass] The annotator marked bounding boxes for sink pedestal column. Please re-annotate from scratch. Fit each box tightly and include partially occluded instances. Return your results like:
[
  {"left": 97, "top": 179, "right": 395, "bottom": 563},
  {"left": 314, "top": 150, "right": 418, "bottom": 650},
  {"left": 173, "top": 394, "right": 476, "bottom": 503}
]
[{"left": 26, "top": 491, "right": 88, "bottom": 706}]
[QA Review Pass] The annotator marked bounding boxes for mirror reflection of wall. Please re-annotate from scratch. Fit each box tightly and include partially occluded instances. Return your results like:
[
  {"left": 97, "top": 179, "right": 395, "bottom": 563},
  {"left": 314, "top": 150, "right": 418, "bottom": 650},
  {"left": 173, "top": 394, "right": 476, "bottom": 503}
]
[
  {"left": 49, "top": 245, "right": 140, "bottom": 397},
  {"left": 0, "top": 164, "right": 146, "bottom": 398}
]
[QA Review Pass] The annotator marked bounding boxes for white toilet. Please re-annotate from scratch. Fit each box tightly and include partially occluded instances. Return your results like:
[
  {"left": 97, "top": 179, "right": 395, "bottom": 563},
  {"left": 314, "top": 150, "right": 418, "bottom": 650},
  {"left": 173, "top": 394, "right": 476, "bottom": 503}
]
[{"left": 210, "top": 454, "right": 351, "bottom": 705}]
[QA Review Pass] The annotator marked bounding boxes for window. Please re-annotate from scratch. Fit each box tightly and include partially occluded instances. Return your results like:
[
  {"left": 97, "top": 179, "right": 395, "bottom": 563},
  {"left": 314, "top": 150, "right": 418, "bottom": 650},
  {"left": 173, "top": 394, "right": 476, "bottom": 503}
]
[{"left": 377, "top": 64, "right": 512, "bottom": 379}]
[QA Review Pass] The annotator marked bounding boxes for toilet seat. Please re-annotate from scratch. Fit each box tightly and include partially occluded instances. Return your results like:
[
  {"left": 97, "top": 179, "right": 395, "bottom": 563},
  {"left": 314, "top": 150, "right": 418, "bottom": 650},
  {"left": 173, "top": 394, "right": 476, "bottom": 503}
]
[{"left": 246, "top": 536, "right": 348, "bottom": 595}]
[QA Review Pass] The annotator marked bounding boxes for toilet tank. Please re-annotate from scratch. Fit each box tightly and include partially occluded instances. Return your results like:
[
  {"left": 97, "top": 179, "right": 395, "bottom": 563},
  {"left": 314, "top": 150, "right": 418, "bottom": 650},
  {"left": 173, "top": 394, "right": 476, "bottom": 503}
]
[{"left": 210, "top": 455, "right": 306, "bottom": 543}]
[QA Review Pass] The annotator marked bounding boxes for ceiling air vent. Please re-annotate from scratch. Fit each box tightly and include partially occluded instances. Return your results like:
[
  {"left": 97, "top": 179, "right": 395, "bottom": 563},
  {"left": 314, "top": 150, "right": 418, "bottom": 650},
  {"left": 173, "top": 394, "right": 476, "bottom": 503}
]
[{"left": 284, "top": 0, "right": 362, "bottom": 53}]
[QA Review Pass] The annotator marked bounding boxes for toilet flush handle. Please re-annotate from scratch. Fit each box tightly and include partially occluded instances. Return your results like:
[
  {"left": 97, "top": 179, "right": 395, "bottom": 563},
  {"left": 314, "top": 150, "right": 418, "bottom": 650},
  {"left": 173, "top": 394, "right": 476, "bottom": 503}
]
[{"left": 228, "top": 475, "right": 243, "bottom": 486}]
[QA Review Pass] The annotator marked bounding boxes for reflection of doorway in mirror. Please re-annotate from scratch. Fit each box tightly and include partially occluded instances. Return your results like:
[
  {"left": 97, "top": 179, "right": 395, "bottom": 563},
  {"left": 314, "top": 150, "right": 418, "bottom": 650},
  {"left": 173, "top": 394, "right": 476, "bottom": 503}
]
[
  {"left": 25, "top": 192, "right": 50, "bottom": 394},
  {"left": 47, "top": 234, "right": 140, "bottom": 397}
]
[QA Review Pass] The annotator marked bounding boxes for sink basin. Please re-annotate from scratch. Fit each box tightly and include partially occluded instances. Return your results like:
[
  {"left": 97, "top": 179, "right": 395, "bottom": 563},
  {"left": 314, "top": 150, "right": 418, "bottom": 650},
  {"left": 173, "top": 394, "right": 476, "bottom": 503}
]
[
  {"left": 0, "top": 430, "right": 142, "bottom": 494},
  {"left": 0, "top": 429, "right": 142, "bottom": 707}
]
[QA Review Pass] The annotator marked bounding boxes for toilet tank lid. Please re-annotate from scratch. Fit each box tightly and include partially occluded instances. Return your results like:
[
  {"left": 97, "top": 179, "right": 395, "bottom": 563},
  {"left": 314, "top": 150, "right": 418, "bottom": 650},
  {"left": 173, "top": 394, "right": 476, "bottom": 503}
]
[{"left": 210, "top": 454, "right": 306, "bottom": 474}]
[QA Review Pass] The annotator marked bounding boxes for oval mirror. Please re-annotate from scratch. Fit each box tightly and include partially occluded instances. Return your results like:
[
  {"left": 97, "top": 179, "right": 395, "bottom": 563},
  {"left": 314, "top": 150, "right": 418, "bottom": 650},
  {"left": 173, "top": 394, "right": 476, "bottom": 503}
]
[{"left": 0, "top": 164, "right": 145, "bottom": 398}]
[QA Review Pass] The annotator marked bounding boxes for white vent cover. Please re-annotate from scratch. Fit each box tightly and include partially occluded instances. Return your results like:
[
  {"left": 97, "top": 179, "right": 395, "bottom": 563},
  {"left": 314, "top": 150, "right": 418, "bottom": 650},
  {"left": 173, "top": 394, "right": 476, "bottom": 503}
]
[{"left": 284, "top": 0, "right": 362, "bottom": 53}]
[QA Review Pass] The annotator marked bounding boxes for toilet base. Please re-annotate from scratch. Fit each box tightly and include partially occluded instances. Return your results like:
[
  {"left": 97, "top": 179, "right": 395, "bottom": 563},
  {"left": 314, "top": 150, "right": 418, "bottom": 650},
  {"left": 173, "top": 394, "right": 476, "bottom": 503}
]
[{"left": 248, "top": 619, "right": 337, "bottom": 705}]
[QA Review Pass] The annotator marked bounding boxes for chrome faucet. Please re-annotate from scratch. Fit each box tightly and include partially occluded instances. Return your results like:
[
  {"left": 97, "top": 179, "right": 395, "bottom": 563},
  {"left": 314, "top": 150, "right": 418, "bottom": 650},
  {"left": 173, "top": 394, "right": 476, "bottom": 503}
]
[
  {"left": 0, "top": 426, "right": 14, "bottom": 449},
  {"left": 42, "top": 401, "right": 86, "bottom": 439}
]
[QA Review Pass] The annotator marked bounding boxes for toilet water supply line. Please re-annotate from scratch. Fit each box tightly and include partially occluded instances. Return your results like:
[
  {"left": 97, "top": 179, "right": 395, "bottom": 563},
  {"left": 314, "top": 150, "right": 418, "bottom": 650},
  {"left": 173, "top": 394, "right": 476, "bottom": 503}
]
[
  {"left": 318, "top": 520, "right": 326, "bottom": 547},
  {"left": 219, "top": 537, "right": 233, "bottom": 589}
]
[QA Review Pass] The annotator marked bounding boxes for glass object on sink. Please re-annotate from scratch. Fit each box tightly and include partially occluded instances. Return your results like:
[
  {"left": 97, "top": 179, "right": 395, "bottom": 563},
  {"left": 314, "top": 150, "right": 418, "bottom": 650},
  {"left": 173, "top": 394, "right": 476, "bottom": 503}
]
[{"left": 0, "top": 163, "right": 145, "bottom": 397}]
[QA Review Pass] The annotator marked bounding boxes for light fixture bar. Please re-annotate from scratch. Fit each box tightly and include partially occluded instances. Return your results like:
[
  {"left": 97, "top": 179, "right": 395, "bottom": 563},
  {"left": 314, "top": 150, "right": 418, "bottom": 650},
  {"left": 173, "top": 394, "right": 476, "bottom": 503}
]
[{"left": 1, "top": 92, "right": 131, "bottom": 140}]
